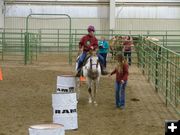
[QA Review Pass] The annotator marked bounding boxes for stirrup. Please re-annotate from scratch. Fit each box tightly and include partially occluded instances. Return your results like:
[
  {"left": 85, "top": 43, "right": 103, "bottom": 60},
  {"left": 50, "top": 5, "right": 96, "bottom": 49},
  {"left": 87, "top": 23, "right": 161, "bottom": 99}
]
[{"left": 101, "top": 70, "right": 109, "bottom": 75}]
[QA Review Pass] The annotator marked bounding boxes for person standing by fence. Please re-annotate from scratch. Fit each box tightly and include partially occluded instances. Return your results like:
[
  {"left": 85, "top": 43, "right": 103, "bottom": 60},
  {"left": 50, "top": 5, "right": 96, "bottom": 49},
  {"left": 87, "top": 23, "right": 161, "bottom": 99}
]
[
  {"left": 109, "top": 53, "right": 129, "bottom": 109},
  {"left": 98, "top": 36, "right": 109, "bottom": 68},
  {"left": 123, "top": 36, "right": 134, "bottom": 66}
]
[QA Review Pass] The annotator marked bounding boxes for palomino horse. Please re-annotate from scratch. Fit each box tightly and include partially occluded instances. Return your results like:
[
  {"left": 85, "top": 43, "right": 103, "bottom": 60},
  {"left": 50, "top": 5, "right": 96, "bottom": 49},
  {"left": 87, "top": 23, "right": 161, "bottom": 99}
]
[{"left": 75, "top": 51, "right": 101, "bottom": 105}]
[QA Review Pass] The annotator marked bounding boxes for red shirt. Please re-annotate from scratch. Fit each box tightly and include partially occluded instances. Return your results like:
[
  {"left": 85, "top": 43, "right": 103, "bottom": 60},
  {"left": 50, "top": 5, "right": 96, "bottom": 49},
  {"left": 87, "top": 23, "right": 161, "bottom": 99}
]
[
  {"left": 123, "top": 39, "right": 132, "bottom": 51},
  {"left": 110, "top": 63, "right": 129, "bottom": 82},
  {"left": 79, "top": 34, "right": 98, "bottom": 52}
]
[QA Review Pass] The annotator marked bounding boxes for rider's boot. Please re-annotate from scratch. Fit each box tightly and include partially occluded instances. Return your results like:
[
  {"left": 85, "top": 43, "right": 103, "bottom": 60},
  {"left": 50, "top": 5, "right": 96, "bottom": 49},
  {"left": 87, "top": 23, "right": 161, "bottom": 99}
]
[
  {"left": 101, "top": 66, "right": 108, "bottom": 75},
  {"left": 75, "top": 62, "right": 83, "bottom": 77},
  {"left": 75, "top": 68, "right": 82, "bottom": 77}
]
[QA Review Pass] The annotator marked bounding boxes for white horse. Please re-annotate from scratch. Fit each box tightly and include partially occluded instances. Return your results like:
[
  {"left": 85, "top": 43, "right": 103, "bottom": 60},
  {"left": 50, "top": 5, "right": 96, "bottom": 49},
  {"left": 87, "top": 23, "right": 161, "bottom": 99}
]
[{"left": 75, "top": 52, "right": 101, "bottom": 105}]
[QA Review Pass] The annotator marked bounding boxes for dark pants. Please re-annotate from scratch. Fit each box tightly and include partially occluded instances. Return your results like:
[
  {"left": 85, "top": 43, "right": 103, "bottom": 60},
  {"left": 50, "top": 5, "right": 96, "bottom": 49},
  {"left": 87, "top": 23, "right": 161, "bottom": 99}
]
[
  {"left": 124, "top": 51, "right": 131, "bottom": 65},
  {"left": 99, "top": 53, "right": 107, "bottom": 68}
]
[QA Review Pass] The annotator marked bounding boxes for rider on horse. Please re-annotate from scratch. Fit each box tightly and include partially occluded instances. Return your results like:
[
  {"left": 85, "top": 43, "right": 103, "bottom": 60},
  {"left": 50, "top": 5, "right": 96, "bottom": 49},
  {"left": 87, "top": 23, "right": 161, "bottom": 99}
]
[{"left": 76, "top": 25, "right": 108, "bottom": 77}]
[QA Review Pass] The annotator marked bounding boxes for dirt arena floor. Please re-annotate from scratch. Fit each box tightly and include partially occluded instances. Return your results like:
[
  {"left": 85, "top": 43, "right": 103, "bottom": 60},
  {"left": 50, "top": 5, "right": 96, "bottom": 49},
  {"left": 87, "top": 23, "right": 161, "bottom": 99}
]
[{"left": 0, "top": 54, "right": 179, "bottom": 135}]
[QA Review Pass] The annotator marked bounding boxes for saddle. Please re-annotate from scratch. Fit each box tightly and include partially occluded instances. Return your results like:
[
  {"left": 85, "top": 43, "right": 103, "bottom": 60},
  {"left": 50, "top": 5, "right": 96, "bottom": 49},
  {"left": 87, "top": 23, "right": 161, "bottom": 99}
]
[
  {"left": 76, "top": 53, "right": 93, "bottom": 66},
  {"left": 83, "top": 54, "right": 92, "bottom": 66},
  {"left": 76, "top": 53, "right": 94, "bottom": 77}
]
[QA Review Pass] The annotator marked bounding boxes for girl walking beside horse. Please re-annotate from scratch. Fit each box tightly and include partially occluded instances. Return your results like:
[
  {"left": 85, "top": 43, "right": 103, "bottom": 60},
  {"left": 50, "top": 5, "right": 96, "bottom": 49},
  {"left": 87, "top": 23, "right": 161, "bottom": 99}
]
[{"left": 109, "top": 53, "right": 129, "bottom": 109}]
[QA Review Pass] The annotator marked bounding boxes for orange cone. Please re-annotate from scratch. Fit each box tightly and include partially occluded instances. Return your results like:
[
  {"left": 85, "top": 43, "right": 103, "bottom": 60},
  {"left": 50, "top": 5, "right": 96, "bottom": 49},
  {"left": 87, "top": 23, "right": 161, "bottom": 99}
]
[
  {"left": 80, "top": 76, "right": 86, "bottom": 82},
  {"left": 0, "top": 67, "right": 3, "bottom": 81}
]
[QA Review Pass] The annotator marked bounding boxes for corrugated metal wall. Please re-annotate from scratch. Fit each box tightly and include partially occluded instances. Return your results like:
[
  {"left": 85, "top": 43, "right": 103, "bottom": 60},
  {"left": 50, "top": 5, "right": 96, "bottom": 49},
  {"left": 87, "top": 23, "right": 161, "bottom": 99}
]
[
  {"left": 4, "top": 3, "right": 180, "bottom": 32},
  {"left": 116, "top": 18, "right": 180, "bottom": 31},
  {"left": 5, "top": 17, "right": 180, "bottom": 32},
  {"left": 5, "top": 17, "right": 108, "bottom": 30}
]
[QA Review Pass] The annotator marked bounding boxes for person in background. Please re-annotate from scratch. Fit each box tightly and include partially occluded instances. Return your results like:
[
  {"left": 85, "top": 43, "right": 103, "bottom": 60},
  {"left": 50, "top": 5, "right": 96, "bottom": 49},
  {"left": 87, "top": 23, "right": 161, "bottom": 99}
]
[
  {"left": 98, "top": 36, "right": 109, "bottom": 68},
  {"left": 123, "top": 35, "right": 134, "bottom": 65},
  {"left": 109, "top": 53, "right": 129, "bottom": 109},
  {"left": 76, "top": 25, "right": 108, "bottom": 77}
]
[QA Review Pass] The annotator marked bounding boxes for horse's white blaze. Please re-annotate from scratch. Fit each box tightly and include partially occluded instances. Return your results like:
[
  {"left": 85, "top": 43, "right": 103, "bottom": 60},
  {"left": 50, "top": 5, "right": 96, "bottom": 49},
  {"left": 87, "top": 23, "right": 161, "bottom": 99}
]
[{"left": 83, "top": 56, "right": 101, "bottom": 77}]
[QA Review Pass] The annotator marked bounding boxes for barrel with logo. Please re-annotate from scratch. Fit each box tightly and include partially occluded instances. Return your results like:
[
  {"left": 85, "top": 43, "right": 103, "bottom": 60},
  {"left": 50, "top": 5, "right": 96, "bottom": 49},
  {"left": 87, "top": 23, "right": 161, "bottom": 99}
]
[
  {"left": 52, "top": 93, "right": 78, "bottom": 130},
  {"left": 56, "top": 75, "right": 76, "bottom": 93},
  {"left": 29, "top": 124, "right": 64, "bottom": 135}
]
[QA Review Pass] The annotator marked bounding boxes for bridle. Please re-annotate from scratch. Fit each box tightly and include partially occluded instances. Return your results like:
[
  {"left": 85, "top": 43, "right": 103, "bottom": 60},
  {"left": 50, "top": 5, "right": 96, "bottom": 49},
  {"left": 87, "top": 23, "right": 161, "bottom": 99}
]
[{"left": 90, "top": 57, "right": 99, "bottom": 70}]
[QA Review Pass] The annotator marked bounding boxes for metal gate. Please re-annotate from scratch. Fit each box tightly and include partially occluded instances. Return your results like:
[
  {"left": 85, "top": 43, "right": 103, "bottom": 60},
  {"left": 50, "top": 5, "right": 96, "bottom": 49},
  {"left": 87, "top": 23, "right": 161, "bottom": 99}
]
[
  {"left": 25, "top": 14, "right": 72, "bottom": 65},
  {"left": 0, "top": 31, "right": 25, "bottom": 63}
]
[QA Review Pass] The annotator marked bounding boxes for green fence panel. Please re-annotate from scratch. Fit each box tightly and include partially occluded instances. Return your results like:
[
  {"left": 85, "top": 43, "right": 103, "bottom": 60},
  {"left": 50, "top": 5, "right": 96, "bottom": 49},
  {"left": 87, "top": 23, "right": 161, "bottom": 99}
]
[
  {"left": 0, "top": 31, "right": 25, "bottom": 62},
  {"left": 25, "top": 14, "right": 72, "bottom": 64},
  {"left": 137, "top": 37, "right": 180, "bottom": 114}
]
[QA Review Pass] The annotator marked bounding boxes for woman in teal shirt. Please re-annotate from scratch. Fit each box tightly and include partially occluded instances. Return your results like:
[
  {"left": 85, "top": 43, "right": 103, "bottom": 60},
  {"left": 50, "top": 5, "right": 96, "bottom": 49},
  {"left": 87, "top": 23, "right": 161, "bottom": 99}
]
[{"left": 98, "top": 36, "right": 109, "bottom": 68}]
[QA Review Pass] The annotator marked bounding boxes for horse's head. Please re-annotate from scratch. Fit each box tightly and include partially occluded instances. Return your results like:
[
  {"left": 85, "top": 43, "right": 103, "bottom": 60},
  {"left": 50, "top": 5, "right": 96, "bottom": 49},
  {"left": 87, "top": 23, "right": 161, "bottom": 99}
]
[
  {"left": 85, "top": 56, "right": 100, "bottom": 80},
  {"left": 89, "top": 56, "right": 99, "bottom": 71}
]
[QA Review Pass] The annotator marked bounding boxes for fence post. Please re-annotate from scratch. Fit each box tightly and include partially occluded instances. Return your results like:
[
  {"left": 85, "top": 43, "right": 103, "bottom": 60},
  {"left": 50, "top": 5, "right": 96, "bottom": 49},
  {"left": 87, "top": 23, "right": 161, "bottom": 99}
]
[
  {"left": 155, "top": 45, "right": 159, "bottom": 92},
  {"left": 142, "top": 36, "right": 145, "bottom": 75},
  {"left": 57, "top": 29, "right": 60, "bottom": 52},
  {"left": 24, "top": 32, "right": 29, "bottom": 65},
  {"left": 2, "top": 31, "right": 4, "bottom": 60},
  {"left": 75, "top": 29, "right": 77, "bottom": 51},
  {"left": 35, "top": 33, "right": 38, "bottom": 61},
  {"left": 38, "top": 29, "right": 41, "bottom": 53},
  {"left": 162, "top": 35, "right": 165, "bottom": 46},
  {"left": 68, "top": 16, "right": 72, "bottom": 65},
  {"left": 165, "top": 50, "right": 169, "bottom": 106},
  {"left": 147, "top": 40, "right": 151, "bottom": 82},
  {"left": 165, "top": 31, "right": 167, "bottom": 46},
  {"left": 136, "top": 35, "right": 141, "bottom": 67},
  {"left": 21, "top": 29, "right": 23, "bottom": 52}
]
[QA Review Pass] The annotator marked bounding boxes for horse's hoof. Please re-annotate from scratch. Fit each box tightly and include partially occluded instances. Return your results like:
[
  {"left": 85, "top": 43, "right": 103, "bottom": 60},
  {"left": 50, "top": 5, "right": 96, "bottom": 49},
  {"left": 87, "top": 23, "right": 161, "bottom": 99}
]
[
  {"left": 93, "top": 101, "right": 98, "bottom": 106},
  {"left": 88, "top": 98, "right": 92, "bottom": 103}
]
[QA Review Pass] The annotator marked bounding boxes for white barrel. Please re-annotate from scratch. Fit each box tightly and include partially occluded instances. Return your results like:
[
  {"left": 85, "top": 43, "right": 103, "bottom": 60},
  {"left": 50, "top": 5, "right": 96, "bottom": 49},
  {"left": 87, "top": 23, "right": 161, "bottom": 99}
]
[
  {"left": 52, "top": 93, "right": 78, "bottom": 130},
  {"left": 29, "top": 124, "right": 64, "bottom": 135},
  {"left": 52, "top": 93, "right": 77, "bottom": 107},
  {"left": 53, "top": 114, "right": 78, "bottom": 130},
  {"left": 56, "top": 75, "right": 76, "bottom": 93}
]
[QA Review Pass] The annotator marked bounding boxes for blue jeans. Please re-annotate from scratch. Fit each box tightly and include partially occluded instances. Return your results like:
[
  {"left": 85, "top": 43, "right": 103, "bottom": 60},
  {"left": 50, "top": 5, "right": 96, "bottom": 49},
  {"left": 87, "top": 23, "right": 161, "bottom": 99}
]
[
  {"left": 99, "top": 53, "right": 107, "bottom": 67},
  {"left": 97, "top": 53, "right": 105, "bottom": 67},
  {"left": 115, "top": 81, "right": 127, "bottom": 108},
  {"left": 77, "top": 52, "right": 87, "bottom": 71},
  {"left": 77, "top": 52, "right": 105, "bottom": 71}
]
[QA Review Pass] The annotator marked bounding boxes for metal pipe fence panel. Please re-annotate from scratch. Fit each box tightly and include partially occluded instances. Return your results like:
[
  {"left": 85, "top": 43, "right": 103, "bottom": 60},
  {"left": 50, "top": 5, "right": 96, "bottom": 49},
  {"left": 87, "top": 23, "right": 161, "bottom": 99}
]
[
  {"left": 0, "top": 32, "right": 25, "bottom": 62},
  {"left": 25, "top": 14, "right": 72, "bottom": 64},
  {"left": 137, "top": 37, "right": 180, "bottom": 114}
]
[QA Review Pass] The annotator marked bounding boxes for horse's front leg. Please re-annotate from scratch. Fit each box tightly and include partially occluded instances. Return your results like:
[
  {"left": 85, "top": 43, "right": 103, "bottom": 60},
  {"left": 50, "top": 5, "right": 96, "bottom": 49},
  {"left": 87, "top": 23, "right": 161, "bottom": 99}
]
[
  {"left": 87, "top": 79, "right": 93, "bottom": 103},
  {"left": 88, "top": 87, "right": 93, "bottom": 103},
  {"left": 93, "top": 80, "right": 98, "bottom": 106}
]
